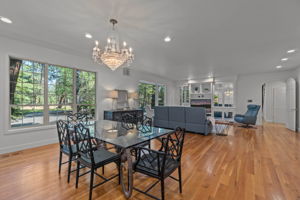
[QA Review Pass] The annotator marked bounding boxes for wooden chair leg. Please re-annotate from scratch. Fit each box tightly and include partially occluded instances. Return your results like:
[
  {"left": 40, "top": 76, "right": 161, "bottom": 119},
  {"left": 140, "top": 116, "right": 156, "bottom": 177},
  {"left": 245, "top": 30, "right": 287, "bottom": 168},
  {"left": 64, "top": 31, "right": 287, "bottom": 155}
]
[
  {"left": 102, "top": 166, "right": 105, "bottom": 175},
  {"left": 161, "top": 179, "right": 165, "bottom": 200},
  {"left": 58, "top": 151, "right": 62, "bottom": 174},
  {"left": 67, "top": 155, "right": 72, "bottom": 183},
  {"left": 178, "top": 165, "right": 182, "bottom": 193},
  {"left": 89, "top": 167, "right": 95, "bottom": 200},
  {"left": 75, "top": 161, "right": 80, "bottom": 188}
]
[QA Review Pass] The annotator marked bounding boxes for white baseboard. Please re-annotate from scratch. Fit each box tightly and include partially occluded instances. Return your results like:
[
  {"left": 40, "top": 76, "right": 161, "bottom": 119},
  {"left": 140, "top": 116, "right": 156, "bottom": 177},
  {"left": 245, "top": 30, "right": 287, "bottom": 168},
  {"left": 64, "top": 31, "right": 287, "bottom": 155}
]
[{"left": 0, "top": 138, "right": 58, "bottom": 154}]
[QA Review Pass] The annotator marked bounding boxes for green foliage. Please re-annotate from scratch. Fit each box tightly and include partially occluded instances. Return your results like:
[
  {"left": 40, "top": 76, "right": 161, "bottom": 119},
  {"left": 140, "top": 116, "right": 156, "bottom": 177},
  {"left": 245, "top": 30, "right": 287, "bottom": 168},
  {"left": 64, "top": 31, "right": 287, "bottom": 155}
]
[
  {"left": 158, "top": 85, "right": 165, "bottom": 106},
  {"left": 138, "top": 83, "right": 156, "bottom": 109},
  {"left": 48, "top": 65, "right": 73, "bottom": 105},
  {"left": 76, "top": 71, "right": 96, "bottom": 105},
  {"left": 9, "top": 58, "right": 96, "bottom": 127}
]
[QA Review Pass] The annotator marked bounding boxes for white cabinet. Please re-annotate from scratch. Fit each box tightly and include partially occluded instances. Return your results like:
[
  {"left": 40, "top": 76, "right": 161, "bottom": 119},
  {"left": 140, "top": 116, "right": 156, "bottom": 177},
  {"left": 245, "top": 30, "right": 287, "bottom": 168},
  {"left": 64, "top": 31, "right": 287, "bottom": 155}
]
[
  {"left": 212, "top": 82, "right": 235, "bottom": 119},
  {"left": 180, "top": 85, "right": 190, "bottom": 106},
  {"left": 179, "top": 81, "right": 236, "bottom": 119}
]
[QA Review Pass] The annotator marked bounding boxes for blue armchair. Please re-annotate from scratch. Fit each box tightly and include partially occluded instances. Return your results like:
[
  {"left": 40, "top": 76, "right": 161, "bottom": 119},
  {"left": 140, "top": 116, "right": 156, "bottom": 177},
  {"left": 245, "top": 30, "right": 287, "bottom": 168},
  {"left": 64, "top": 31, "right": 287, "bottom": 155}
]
[{"left": 234, "top": 104, "right": 260, "bottom": 127}]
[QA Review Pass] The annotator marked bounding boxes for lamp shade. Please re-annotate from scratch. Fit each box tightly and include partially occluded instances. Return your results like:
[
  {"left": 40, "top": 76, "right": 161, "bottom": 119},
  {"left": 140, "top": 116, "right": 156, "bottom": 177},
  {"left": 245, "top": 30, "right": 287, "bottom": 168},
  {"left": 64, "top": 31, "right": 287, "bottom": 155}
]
[
  {"left": 107, "top": 90, "right": 118, "bottom": 99},
  {"left": 129, "top": 92, "right": 138, "bottom": 99}
]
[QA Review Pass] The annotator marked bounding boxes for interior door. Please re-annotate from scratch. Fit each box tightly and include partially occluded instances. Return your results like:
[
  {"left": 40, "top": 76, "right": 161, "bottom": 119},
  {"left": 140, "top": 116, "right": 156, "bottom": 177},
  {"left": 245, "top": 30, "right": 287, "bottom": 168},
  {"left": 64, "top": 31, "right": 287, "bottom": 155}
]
[
  {"left": 273, "top": 86, "right": 286, "bottom": 123},
  {"left": 286, "top": 78, "right": 296, "bottom": 131}
]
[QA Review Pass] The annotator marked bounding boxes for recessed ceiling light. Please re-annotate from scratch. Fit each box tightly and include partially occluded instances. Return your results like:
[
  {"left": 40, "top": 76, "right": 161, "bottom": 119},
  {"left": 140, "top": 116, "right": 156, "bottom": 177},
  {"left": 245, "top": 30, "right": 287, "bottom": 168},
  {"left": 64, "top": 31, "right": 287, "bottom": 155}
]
[
  {"left": 287, "top": 49, "right": 296, "bottom": 54},
  {"left": 276, "top": 65, "right": 282, "bottom": 69},
  {"left": 164, "top": 36, "right": 171, "bottom": 42},
  {"left": 281, "top": 58, "right": 288, "bottom": 61},
  {"left": 0, "top": 16, "right": 12, "bottom": 24},
  {"left": 85, "top": 33, "right": 92, "bottom": 39}
]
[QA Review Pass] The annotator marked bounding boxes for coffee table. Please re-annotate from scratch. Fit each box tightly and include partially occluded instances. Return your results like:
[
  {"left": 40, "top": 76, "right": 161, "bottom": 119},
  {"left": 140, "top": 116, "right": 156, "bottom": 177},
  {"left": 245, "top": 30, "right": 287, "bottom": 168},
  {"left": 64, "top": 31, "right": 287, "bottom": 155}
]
[{"left": 214, "top": 120, "right": 235, "bottom": 136}]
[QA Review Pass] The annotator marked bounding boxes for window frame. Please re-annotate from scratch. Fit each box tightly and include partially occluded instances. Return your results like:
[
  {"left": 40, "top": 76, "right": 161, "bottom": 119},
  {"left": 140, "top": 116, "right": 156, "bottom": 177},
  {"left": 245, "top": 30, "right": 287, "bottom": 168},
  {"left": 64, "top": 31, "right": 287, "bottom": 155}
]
[
  {"left": 138, "top": 80, "right": 167, "bottom": 109},
  {"left": 8, "top": 56, "right": 97, "bottom": 129}
]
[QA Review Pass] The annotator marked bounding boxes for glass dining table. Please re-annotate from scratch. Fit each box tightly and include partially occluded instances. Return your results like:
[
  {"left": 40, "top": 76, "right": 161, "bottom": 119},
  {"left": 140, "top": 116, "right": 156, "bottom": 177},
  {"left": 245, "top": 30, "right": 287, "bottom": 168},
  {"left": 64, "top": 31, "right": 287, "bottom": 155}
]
[{"left": 81, "top": 120, "right": 174, "bottom": 198}]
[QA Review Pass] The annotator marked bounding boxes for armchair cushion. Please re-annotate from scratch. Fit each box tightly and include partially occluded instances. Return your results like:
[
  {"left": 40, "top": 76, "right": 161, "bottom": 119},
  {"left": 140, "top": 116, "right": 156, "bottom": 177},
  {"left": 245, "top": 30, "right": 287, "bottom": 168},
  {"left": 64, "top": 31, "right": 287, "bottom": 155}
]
[
  {"left": 134, "top": 150, "right": 179, "bottom": 178},
  {"left": 234, "top": 104, "right": 260, "bottom": 125},
  {"left": 79, "top": 148, "right": 120, "bottom": 168}
]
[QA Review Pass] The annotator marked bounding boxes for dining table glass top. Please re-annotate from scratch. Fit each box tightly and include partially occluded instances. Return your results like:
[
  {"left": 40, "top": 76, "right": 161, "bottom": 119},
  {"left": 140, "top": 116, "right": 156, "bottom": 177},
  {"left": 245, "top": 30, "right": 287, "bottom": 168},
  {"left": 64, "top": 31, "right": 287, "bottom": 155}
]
[{"left": 80, "top": 120, "right": 174, "bottom": 149}]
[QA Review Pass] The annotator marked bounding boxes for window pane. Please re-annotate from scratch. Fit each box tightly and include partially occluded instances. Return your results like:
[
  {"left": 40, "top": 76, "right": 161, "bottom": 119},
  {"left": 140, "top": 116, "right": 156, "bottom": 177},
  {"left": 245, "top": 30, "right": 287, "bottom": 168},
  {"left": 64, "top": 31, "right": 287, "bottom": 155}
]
[
  {"left": 33, "top": 106, "right": 44, "bottom": 125},
  {"left": 22, "top": 61, "right": 34, "bottom": 73},
  {"left": 49, "top": 105, "right": 73, "bottom": 123},
  {"left": 21, "top": 106, "right": 34, "bottom": 126},
  {"left": 11, "top": 106, "right": 23, "bottom": 127},
  {"left": 22, "top": 95, "right": 33, "bottom": 105},
  {"left": 9, "top": 58, "right": 45, "bottom": 128},
  {"left": 76, "top": 70, "right": 96, "bottom": 104},
  {"left": 33, "top": 72, "right": 44, "bottom": 84},
  {"left": 10, "top": 93, "right": 22, "bottom": 105},
  {"left": 77, "top": 105, "right": 95, "bottom": 118},
  {"left": 9, "top": 57, "right": 96, "bottom": 128},
  {"left": 33, "top": 94, "right": 44, "bottom": 104},
  {"left": 34, "top": 84, "right": 44, "bottom": 95},
  {"left": 158, "top": 85, "right": 165, "bottom": 106},
  {"left": 48, "top": 65, "right": 74, "bottom": 105},
  {"left": 138, "top": 83, "right": 156, "bottom": 109}
]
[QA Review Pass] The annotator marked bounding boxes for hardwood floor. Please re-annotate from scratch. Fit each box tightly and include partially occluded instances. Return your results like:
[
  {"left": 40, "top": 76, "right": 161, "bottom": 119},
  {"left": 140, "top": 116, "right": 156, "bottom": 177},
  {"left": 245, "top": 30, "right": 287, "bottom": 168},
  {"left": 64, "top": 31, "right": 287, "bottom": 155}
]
[{"left": 1, "top": 123, "right": 300, "bottom": 200}]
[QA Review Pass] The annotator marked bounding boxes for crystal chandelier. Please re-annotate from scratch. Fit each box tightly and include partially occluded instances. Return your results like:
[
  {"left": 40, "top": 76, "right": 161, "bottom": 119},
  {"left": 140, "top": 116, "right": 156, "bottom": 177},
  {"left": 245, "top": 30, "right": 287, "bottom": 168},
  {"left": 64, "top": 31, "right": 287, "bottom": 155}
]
[{"left": 92, "top": 19, "right": 134, "bottom": 71}]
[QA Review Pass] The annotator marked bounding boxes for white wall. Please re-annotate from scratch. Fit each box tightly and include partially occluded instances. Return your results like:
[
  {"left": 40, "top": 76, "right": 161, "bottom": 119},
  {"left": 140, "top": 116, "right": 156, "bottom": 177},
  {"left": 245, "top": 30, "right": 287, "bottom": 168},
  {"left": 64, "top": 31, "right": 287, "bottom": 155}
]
[
  {"left": 236, "top": 70, "right": 297, "bottom": 125},
  {"left": 0, "top": 36, "right": 175, "bottom": 154}
]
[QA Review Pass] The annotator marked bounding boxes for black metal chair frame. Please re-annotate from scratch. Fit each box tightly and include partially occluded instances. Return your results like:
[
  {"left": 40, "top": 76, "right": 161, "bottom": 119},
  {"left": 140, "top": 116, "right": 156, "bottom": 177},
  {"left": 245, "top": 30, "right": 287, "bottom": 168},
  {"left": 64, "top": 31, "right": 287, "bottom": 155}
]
[
  {"left": 133, "top": 127, "right": 186, "bottom": 200},
  {"left": 74, "top": 123, "right": 121, "bottom": 200},
  {"left": 67, "top": 112, "right": 89, "bottom": 125},
  {"left": 121, "top": 113, "right": 136, "bottom": 130},
  {"left": 57, "top": 120, "right": 79, "bottom": 183},
  {"left": 120, "top": 113, "right": 152, "bottom": 157}
]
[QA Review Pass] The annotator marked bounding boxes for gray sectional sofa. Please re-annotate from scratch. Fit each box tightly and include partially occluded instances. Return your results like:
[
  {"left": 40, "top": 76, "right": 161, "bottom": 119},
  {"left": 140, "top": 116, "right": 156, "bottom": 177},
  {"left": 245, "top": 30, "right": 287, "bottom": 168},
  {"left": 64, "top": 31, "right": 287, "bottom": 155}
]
[{"left": 153, "top": 106, "right": 212, "bottom": 135}]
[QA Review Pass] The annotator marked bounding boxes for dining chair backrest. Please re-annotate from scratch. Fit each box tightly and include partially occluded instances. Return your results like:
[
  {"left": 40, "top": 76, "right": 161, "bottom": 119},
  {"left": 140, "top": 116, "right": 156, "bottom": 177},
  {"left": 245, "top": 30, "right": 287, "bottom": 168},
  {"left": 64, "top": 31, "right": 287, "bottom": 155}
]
[
  {"left": 56, "top": 120, "right": 73, "bottom": 153},
  {"left": 67, "top": 112, "right": 88, "bottom": 126},
  {"left": 162, "top": 127, "right": 186, "bottom": 163},
  {"left": 74, "top": 123, "right": 95, "bottom": 164},
  {"left": 121, "top": 113, "right": 136, "bottom": 130}
]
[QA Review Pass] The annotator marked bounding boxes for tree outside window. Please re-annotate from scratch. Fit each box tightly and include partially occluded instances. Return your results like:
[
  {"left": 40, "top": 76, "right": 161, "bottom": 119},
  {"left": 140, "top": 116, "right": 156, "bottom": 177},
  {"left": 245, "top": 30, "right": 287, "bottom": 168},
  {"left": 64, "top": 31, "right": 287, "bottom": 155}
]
[
  {"left": 9, "top": 57, "right": 96, "bottom": 128},
  {"left": 138, "top": 82, "right": 166, "bottom": 109}
]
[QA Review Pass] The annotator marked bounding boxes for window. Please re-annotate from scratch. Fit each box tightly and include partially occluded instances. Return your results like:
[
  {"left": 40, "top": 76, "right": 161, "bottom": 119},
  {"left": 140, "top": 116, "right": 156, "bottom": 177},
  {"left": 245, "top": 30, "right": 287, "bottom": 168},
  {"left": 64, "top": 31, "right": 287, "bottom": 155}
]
[
  {"left": 9, "top": 57, "right": 96, "bottom": 128},
  {"left": 48, "top": 65, "right": 73, "bottom": 123},
  {"left": 157, "top": 84, "right": 166, "bottom": 106},
  {"left": 138, "top": 82, "right": 166, "bottom": 109},
  {"left": 10, "top": 59, "right": 45, "bottom": 127},
  {"left": 76, "top": 70, "right": 96, "bottom": 116},
  {"left": 179, "top": 85, "right": 189, "bottom": 105}
]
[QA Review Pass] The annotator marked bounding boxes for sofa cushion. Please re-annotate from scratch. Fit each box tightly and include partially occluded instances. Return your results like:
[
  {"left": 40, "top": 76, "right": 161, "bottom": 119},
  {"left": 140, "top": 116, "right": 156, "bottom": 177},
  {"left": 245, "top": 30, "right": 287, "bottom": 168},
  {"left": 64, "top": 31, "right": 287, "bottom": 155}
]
[
  {"left": 168, "top": 107, "right": 186, "bottom": 129},
  {"left": 153, "top": 106, "right": 169, "bottom": 128},
  {"left": 185, "top": 107, "right": 207, "bottom": 124}
]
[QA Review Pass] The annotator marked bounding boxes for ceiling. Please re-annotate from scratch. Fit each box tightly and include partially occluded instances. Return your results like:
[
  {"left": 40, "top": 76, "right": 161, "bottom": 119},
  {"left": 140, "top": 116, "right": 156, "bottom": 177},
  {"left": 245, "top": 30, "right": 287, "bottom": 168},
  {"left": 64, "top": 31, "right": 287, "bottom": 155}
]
[{"left": 1, "top": 0, "right": 300, "bottom": 80}]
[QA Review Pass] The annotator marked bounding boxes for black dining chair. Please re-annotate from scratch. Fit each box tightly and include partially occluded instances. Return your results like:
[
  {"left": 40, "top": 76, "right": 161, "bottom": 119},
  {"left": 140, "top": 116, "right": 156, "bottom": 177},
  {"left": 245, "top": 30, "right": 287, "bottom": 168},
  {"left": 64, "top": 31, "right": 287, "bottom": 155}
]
[
  {"left": 74, "top": 123, "right": 121, "bottom": 200},
  {"left": 56, "top": 120, "right": 78, "bottom": 183},
  {"left": 121, "top": 113, "right": 152, "bottom": 154},
  {"left": 121, "top": 113, "right": 136, "bottom": 130},
  {"left": 67, "top": 112, "right": 89, "bottom": 125},
  {"left": 133, "top": 127, "right": 186, "bottom": 200}
]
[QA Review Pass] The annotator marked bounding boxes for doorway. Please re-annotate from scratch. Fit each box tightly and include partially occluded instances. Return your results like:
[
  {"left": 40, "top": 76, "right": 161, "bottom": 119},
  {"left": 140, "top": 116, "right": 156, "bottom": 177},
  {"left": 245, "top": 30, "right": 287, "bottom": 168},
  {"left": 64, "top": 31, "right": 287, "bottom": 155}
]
[
  {"left": 262, "top": 78, "right": 297, "bottom": 131},
  {"left": 263, "top": 81, "right": 286, "bottom": 124}
]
